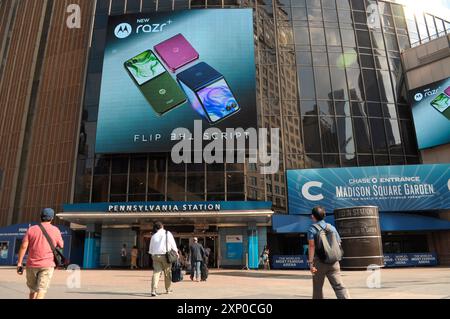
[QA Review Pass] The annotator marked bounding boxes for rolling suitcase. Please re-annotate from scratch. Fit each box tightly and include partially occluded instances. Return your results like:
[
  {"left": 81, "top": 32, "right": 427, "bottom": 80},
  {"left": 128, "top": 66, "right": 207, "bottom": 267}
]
[
  {"left": 171, "top": 261, "right": 183, "bottom": 283},
  {"left": 200, "top": 262, "right": 209, "bottom": 281}
]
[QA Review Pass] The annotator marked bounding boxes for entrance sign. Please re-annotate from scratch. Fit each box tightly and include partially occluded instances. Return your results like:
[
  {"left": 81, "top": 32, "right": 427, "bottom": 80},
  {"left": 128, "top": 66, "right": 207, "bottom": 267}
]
[{"left": 287, "top": 164, "right": 450, "bottom": 214}]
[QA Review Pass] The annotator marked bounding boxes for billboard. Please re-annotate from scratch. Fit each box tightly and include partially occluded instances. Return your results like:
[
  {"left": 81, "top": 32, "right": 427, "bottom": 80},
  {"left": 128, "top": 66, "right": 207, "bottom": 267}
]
[
  {"left": 95, "top": 9, "right": 257, "bottom": 153},
  {"left": 287, "top": 164, "right": 450, "bottom": 214},
  {"left": 409, "top": 77, "right": 450, "bottom": 149}
]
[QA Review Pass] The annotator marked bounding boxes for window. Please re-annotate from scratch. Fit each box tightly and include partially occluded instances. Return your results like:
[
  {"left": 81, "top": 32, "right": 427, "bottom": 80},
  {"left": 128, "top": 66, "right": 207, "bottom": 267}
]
[
  {"left": 320, "top": 116, "right": 339, "bottom": 153},
  {"left": 330, "top": 68, "right": 348, "bottom": 100},
  {"left": 310, "top": 28, "right": 326, "bottom": 45},
  {"left": 303, "top": 116, "right": 321, "bottom": 153},
  {"left": 353, "top": 117, "right": 372, "bottom": 153},
  {"left": 369, "top": 118, "right": 387, "bottom": 154},
  {"left": 298, "top": 67, "right": 316, "bottom": 100},
  {"left": 337, "top": 117, "right": 355, "bottom": 154},
  {"left": 314, "top": 67, "right": 331, "bottom": 99}
]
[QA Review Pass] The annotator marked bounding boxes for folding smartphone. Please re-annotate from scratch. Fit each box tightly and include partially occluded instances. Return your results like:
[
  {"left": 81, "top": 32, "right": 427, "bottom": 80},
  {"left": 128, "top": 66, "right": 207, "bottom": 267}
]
[
  {"left": 177, "top": 62, "right": 240, "bottom": 124},
  {"left": 154, "top": 34, "right": 199, "bottom": 72},
  {"left": 124, "top": 50, "right": 186, "bottom": 115},
  {"left": 430, "top": 89, "right": 450, "bottom": 120}
]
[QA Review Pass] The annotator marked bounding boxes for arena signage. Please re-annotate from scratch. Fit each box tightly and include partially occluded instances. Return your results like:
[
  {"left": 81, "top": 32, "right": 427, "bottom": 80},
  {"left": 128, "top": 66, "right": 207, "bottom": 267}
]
[{"left": 287, "top": 164, "right": 450, "bottom": 214}]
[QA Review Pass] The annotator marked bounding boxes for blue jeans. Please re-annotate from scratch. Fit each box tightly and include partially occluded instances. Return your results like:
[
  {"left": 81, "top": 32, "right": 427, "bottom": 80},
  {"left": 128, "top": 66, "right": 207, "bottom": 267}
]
[{"left": 193, "top": 261, "right": 202, "bottom": 280}]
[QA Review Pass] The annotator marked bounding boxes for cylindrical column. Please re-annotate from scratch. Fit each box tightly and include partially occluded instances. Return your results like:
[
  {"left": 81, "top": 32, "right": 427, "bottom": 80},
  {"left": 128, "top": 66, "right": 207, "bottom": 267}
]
[{"left": 334, "top": 206, "right": 383, "bottom": 269}]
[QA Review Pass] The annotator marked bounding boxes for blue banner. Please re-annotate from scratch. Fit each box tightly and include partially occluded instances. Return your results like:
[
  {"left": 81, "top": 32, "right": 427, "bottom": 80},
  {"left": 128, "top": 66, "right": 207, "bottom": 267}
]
[
  {"left": 384, "top": 253, "right": 438, "bottom": 267},
  {"left": 287, "top": 164, "right": 450, "bottom": 214},
  {"left": 272, "top": 255, "right": 308, "bottom": 269}
]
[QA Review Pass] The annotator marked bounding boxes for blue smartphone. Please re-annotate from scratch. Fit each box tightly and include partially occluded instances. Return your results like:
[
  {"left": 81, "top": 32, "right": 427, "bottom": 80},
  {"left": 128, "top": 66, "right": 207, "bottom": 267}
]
[{"left": 177, "top": 62, "right": 240, "bottom": 124}]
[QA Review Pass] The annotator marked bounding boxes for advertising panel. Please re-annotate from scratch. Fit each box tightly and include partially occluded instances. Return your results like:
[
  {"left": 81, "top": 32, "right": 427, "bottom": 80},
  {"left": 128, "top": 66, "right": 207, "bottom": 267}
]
[
  {"left": 287, "top": 164, "right": 450, "bottom": 214},
  {"left": 96, "top": 9, "right": 257, "bottom": 153},
  {"left": 226, "top": 235, "right": 243, "bottom": 260},
  {"left": 409, "top": 77, "right": 450, "bottom": 149}
]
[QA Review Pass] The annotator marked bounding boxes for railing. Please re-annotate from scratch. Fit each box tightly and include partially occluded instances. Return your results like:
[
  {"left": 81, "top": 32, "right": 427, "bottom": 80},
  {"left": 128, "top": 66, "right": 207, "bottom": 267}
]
[{"left": 410, "top": 29, "right": 450, "bottom": 48}]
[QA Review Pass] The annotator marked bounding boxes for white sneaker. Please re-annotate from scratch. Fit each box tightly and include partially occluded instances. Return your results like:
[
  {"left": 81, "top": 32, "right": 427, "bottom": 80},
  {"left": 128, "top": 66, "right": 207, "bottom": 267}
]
[{"left": 151, "top": 292, "right": 158, "bottom": 297}]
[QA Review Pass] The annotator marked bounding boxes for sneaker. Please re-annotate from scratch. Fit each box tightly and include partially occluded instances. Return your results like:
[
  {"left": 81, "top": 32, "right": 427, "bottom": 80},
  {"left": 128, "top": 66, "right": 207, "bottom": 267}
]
[
  {"left": 151, "top": 292, "right": 158, "bottom": 297},
  {"left": 166, "top": 290, "right": 173, "bottom": 294}
]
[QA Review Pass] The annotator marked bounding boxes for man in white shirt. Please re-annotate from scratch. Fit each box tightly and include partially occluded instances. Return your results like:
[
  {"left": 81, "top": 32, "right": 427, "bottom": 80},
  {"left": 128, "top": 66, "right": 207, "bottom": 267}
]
[{"left": 149, "top": 221, "right": 178, "bottom": 296}]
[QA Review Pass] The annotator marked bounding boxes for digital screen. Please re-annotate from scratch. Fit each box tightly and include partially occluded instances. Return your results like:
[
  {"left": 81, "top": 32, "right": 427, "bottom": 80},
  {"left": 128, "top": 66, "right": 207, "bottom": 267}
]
[
  {"left": 96, "top": 10, "right": 257, "bottom": 153},
  {"left": 197, "top": 79, "right": 240, "bottom": 123},
  {"left": 409, "top": 77, "right": 450, "bottom": 149},
  {"left": 125, "top": 50, "right": 166, "bottom": 85}
]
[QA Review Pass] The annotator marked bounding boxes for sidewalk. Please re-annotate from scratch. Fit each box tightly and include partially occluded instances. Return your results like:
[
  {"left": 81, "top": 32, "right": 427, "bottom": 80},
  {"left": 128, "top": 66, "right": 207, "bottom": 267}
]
[{"left": 0, "top": 267, "right": 449, "bottom": 299}]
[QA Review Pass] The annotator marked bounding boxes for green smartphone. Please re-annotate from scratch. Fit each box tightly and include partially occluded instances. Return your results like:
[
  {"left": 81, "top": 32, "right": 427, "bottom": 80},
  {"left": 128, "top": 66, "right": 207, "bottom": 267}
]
[
  {"left": 124, "top": 49, "right": 186, "bottom": 115},
  {"left": 430, "top": 91, "right": 450, "bottom": 120}
]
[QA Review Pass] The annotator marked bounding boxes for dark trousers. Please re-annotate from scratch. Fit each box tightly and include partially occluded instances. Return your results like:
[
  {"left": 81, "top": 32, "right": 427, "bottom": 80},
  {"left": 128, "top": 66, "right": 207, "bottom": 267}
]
[{"left": 312, "top": 259, "right": 350, "bottom": 299}]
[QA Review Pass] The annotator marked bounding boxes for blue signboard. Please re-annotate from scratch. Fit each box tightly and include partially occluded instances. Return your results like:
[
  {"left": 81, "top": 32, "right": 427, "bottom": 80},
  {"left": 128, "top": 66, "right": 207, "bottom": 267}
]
[
  {"left": 287, "top": 164, "right": 450, "bottom": 214},
  {"left": 225, "top": 235, "right": 243, "bottom": 260},
  {"left": 272, "top": 255, "right": 309, "bottom": 269},
  {"left": 384, "top": 253, "right": 438, "bottom": 267}
]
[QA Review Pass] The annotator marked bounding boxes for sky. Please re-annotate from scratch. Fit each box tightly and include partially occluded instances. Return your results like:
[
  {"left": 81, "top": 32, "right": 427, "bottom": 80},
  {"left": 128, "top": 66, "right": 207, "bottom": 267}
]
[{"left": 394, "top": 0, "right": 450, "bottom": 19}]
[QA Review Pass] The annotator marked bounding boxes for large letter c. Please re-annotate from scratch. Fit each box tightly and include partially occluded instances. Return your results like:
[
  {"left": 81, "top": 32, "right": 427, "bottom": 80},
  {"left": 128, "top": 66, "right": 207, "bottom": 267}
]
[{"left": 302, "top": 181, "right": 324, "bottom": 201}]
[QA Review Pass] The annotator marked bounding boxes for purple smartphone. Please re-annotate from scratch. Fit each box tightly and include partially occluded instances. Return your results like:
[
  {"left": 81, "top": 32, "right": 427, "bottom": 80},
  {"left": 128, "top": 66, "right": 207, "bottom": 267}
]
[{"left": 154, "top": 34, "right": 199, "bottom": 72}]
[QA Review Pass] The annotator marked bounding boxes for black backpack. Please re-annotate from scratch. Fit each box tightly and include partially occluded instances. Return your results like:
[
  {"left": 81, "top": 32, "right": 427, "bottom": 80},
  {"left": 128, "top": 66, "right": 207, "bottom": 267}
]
[{"left": 313, "top": 223, "right": 343, "bottom": 264}]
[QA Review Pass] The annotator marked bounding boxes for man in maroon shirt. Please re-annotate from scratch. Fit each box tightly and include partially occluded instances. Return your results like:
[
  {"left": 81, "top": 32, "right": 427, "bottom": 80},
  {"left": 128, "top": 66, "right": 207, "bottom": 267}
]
[{"left": 17, "top": 208, "right": 64, "bottom": 299}]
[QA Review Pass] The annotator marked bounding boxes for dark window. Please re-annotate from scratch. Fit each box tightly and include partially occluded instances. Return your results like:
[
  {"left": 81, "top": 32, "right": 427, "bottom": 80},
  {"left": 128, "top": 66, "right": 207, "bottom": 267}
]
[
  {"left": 362, "top": 69, "right": 380, "bottom": 101},
  {"left": 303, "top": 116, "right": 321, "bottom": 153},
  {"left": 314, "top": 67, "right": 332, "bottom": 99},
  {"left": 92, "top": 176, "right": 109, "bottom": 203},
  {"left": 330, "top": 68, "right": 348, "bottom": 100},
  {"left": 320, "top": 117, "right": 339, "bottom": 153},
  {"left": 110, "top": 175, "right": 127, "bottom": 194},
  {"left": 227, "top": 173, "right": 245, "bottom": 193},
  {"left": 369, "top": 118, "right": 387, "bottom": 154},
  {"left": 298, "top": 67, "right": 316, "bottom": 100},
  {"left": 337, "top": 117, "right": 356, "bottom": 155},
  {"left": 346, "top": 68, "right": 365, "bottom": 100},
  {"left": 353, "top": 117, "right": 372, "bottom": 153},
  {"left": 356, "top": 30, "right": 371, "bottom": 48},
  {"left": 129, "top": 174, "right": 146, "bottom": 194}
]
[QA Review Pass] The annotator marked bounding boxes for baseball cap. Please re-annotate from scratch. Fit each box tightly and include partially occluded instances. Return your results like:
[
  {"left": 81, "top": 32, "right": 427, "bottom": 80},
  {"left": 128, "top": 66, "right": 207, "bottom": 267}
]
[{"left": 41, "top": 208, "right": 55, "bottom": 221}]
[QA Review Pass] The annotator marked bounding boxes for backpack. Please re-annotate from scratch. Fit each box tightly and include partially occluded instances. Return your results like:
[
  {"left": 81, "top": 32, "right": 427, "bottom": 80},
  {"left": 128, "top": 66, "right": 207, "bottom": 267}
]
[{"left": 313, "top": 223, "right": 343, "bottom": 264}]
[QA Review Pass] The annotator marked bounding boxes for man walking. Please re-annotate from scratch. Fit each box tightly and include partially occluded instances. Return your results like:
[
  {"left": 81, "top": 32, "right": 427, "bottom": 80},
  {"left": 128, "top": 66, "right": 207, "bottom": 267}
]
[
  {"left": 189, "top": 237, "right": 205, "bottom": 282},
  {"left": 149, "top": 222, "right": 178, "bottom": 297},
  {"left": 121, "top": 244, "right": 127, "bottom": 267},
  {"left": 16, "top": 208, "right": 64, "bottom": 299},
  {"left": 308, "top": 206, "right": 350, "bottom": 299}
]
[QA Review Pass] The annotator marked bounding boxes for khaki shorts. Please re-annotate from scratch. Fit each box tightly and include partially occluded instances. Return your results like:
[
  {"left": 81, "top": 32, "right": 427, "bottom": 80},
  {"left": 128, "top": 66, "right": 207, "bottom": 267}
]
[{"left": 26, "top": 267, "right": 55, "bottom": 293}]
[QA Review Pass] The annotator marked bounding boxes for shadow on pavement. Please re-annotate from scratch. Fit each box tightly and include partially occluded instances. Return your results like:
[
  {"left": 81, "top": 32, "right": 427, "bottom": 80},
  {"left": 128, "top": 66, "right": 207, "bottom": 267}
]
[{"left": 210, "top": 271, "right": 311, "bottom": 280}]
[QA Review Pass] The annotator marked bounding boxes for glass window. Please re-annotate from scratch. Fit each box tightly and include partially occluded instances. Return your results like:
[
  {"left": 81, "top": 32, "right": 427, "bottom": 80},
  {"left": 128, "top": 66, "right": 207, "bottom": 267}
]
[
  {"left": 306, "top": 0, "right": 321, "bottom": 8},
  {"left": 110, "top": 175, "right": 127, "bottom": 195},
  {"left": 130, "top": 156, "right": 147, "bottom": 174},
  {"left": 318, "top": 100, "right": 334, "bottom": 115},
  {"left": 400, "top": 120, "right": 419, "bottom": 155},
  {"left": 358, "top": 155, "right": 374, "bottom": 166},
  {"left": 305, "top": 154, "right": 323, "bottom": 168},
  {"left": 303, "top": 116, "right": 321, "bottom": 153},
  {"left": 351, "top": 0, "right": 365, "bottom": 11},
  {"left": 310, "top": 28, "right": 326, "bottom": 45},
  {"left": 356, "top": 30, "right": 371, "bottom": 48},
  {"left": 129, "top": 174, "right": 146, "bottom": 194},
  {"left": 294, "top": 27, "right": 310, "bottom": 45},
  {"left": 435, "top": 18, "right": 445, "bottom": 35},
  {"left": 363, "top": 69, "right": 380, "bottom": 101},
  {"left": 377, "top": 70, "right": 394, "bottom": 103},
  {"left": 425, "top": 15, "right": 437, "bottom": 38},
  {"left": 111, "top": 157, "right": 128, "bottom": 174},
  {"left": 367, "top": 102, "right": 382, "bottom": 117},
  {"left": 187, "top": 163, "right": 205, "bottom": 194},
  {"left": 360, "top": 54, "right": 375, "bottom": 68},
  {"left": 336, "top": 0, "right": 350, "bottom": 10},
  {"left": 370, "top": 32, "right": 385, "bottom": 50},
  {"left": 322, "top": 0, "right": 336, "bottom": 9},
  {"left": 352, "top": 10, "right": 367, "bottom": 24},
  {"left": 385, "top": 119, "right": 403, "bottom": 154},
  {"left": 312, "top": 52, "right": 328, "bottom": 65},
  {"left": 391, "top": 4, "right": 404, "bottom": 17},
  {"left": 92, "top": 175, "right": 108, "bottom": 203},
  {"left": 353, "top": 117, "right": 372, "bottom": 153},
  {"left": 375, "top": 155, "right": 390, "bottom": 166},
  {"left": 416, "top": 14, "right": 429, "bottom": 41},
  {"left": 341, "top": 153, "right": 357, "bottom": 166},
  {"left": 325, "top": 28, "right": 341, "bottom": 46},
  {"left": 227, "top": 173, "right": 245, "bottom": 193},
  {"left": 338, "top": 9, "right": 352, "bottom": 24},
  {"left": 126, "top": 0, "right": 140, "bottom": 13},
  {"left": 320, "top": 116, "right": 339, "bottom": 153},
  {"left": 297, "top": 50, "right": 312, "bottom": 65},
  {"left": 337, "top": 116, "right": 355, "bottom": 154},
  {"left": 308, "top": 9, "right": 323, "bottom": 21},
  {"left": 369, "top": 118, "right": 387, "bottom": 154},
  {"left": 330, "top": 68, "right": 348, "bottom": 100},
  {"left": 94, "top": 157, "right": 110, "bottom": 175},
  {"left": 292, "top": 7, "right": 307, "bottom": 20},
  {"left": 314, "top": 67, "right": 332, "bottom": 99},
  {"left": 335, "top": 101, "right": 351, "bottom": 116},
  {"left": 323, "top": 155, "right": 340, "bottom": 167},
  {"left": 346, "top": 68, "right": 365, "bottom": 100},
  {"left": 341, "top": 28, "right": 356, "bottom": 47},
  {"left": 207, "top": 172, "right": 224, "bottom": 193},
  {"left": 384, "top": 33, "right": 399, "bottom": 51},
  {"left": 300, "top": 100, "right": 318, "bottom": 115},
  {"left": 298, "top": 67, "right": 316, "bottom": 100},
  {"left": 351, "top": 101, "right": 366, "bottom": 116},
  {"left": 323, "top": 9, "right": 338, "bottom": 22}
]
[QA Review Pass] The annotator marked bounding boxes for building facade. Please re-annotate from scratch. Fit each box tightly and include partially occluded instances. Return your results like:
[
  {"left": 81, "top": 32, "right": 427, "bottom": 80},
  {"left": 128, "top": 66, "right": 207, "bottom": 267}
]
[{"left": 0, "top": 0, "right": 449, "bottom": 268}]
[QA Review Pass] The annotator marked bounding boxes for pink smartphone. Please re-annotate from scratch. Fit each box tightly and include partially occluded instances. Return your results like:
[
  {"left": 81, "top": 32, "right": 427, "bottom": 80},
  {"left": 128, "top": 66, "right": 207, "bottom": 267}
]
[{"left": 154, "top": 34, "right": 199, "bottom": 72}]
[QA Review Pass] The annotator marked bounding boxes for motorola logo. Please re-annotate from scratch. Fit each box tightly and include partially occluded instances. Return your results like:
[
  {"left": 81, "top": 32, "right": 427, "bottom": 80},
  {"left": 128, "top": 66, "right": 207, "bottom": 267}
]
[
  {"left": 114, "top": 23, "right": 132, "bottom": 39},
  {"left": 414, "top": 93, "right": 423, "bottom": 102}
]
